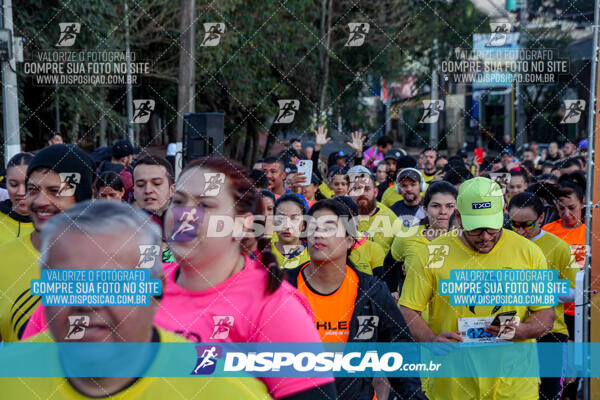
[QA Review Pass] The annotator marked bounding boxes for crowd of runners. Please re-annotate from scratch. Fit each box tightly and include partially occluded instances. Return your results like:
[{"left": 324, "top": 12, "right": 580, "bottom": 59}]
[{"left": 0, "top": 128, "right": 589, "bottom": 400}]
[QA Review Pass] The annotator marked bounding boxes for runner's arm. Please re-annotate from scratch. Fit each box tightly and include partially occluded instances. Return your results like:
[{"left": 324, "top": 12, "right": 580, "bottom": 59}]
[
  {"left": 353, "top": 150, "right": 364, "bottom": 166},
  {"left": 559, "top": 287, "right": 575, "bottom": 303},
  {"left": 399, "top": 306, "right": 463, "bottom": 342},
  {"left": 279, "top": 382, "right": 337, "bottom": 400},
  {"left": 311, "top": 149, "right": 322, "bottom": 180},
  {"left": 485, "top": 307, "right": 554, "bottom": 340}
]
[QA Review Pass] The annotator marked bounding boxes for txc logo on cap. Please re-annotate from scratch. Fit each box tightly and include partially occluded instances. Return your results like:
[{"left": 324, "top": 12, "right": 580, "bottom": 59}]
[
  {"left": 472, "top": 202, "right": 492, "bottom": 210},
  {"left": 191, "top": 345, "right": 222, "bottom": 375}
]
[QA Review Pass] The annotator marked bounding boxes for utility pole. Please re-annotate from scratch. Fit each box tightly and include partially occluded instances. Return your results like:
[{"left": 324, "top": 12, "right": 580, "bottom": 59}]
[
  {"left": 1, "top": 0, "right": 20, "bottom": 167},
  {"left": 585, "top": 1, "right": 600, "bottom": 398},
  {"left": 55, "top": 83, "right": 60, "bottom": 133},
  {"left": 515, "top": 0, "right": 527, "bottom": 150},
  {"left": 384, "top": 79, "right": 391, "bottom": 136},
  {"left": 176, "top": 0, "right": 196, "bottom": 178},
  {"left": 124, "top": 0, "right": 134, "bottom": 144},
  {"left": 430, "top": 39, "right": 439, "bottom": 147}
]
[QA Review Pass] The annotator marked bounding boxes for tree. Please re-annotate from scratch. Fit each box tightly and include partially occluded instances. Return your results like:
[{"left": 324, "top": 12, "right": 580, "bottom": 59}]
[{"left": 12, "top": 0, "right": 486, "bottom": 164}]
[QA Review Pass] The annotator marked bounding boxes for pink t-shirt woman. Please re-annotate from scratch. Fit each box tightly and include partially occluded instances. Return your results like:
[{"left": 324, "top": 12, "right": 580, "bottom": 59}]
[
  {"left": 24, "top": 257, "right": 332, "bottom": 398},
  {"left": 25, "top": 156, "right": 335, "bottom": 399}
]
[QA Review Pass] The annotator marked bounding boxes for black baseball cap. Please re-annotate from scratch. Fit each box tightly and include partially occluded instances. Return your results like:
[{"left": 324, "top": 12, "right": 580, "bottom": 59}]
[
  {"left": 112, "top": 139, "right": 141, "bottom": 159},
  {"left": 397, "top": 168, "right": 422, "bottom": 183},
  {"left": 384, "top": 148, "right": 404, "bottom": 162}
]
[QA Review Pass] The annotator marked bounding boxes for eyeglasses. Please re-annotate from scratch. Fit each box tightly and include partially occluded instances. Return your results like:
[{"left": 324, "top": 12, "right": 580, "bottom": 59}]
[
  {"left": 463, "top": 227, "right": 502, "bottom": 236},
  {"left": 510, "top": 220, "right": 536, "bottom": 230}
]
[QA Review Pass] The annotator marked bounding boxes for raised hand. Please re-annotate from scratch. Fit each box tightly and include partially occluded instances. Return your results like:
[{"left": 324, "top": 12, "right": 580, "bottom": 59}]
[
  {"left": 346, "top": 131, "right": 366, "bottom": 153},
  {"left": 314, "top": 126, "right": 331, "bottom": 151}
]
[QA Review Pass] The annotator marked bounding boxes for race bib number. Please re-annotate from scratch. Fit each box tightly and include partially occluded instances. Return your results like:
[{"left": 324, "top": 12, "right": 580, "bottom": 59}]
[{"left": 458, "top": 317, "right": 500, "bottom": 343}]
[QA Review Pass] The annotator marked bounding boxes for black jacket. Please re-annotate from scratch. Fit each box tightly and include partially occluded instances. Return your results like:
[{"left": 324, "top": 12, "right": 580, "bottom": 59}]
[{"left": 286, "top": 262, "right": 426, "bottom": 400}]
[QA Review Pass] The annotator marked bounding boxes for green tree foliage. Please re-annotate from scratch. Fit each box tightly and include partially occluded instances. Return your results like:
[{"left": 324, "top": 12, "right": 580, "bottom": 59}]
[{"left": 12, "top": 0, "right": 486, "bottom": 163}]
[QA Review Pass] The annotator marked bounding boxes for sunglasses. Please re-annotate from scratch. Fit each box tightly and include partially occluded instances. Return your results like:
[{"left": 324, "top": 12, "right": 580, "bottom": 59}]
[
  {"left": 463, "top": 227, "right": 502, "bottom": 236},
  {"left": 510, "top": 220, "right": 536, "bottom": 230}
]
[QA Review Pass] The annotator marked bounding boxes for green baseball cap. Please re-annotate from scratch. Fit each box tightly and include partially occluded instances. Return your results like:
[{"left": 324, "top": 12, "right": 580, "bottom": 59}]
[{"left": 457, "top": 177, "right": 504, "bottom": 231}]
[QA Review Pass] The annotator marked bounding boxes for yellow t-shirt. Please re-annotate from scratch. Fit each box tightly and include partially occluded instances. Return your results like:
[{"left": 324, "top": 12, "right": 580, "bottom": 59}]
[
  {"left": 0, "top": 234, "right": 41, "bottom": 342},
  {"left": 272, "top": 242, "right": 311, "bottom": 270},
  {"left": 381, "top": 185, "right": 403, "bottom": 208},
  {"left": 391, "top": 225, "right": 428, "bottom": 275},
  {"left": 0, "top": 211, "right": 34, "bottom": 245},
  {"left": 318, "top": 182, "right": 334, "bottom": 199},
  {"left": 391, "top": 225, "right": 431, "bottom": 322},
  {"left": 357, "top": 202, "right": 401, "bottom": 254},
  {"left": 349, "top": 233, "right": 385, "bottom": 275},
  {"left": 0, "top": 329, "right": 271, "bottom": 399},
  {"left": 399, "top": 229, "right": 549, "bottom": 400},
  {"left": 423, "top": 171, "right": 436, "bottom": 183},
  {"left": 532, "top": 230, "right": 578, "bottom": 337}
]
